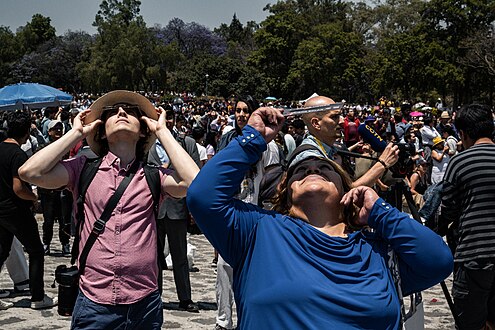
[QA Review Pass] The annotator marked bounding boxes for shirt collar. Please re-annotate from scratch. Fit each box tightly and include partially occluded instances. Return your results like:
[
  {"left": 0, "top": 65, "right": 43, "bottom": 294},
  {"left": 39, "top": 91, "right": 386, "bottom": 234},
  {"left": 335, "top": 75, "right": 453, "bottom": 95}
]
[{"left": 103, "top": 151, "right": 137, "bottom": 172}]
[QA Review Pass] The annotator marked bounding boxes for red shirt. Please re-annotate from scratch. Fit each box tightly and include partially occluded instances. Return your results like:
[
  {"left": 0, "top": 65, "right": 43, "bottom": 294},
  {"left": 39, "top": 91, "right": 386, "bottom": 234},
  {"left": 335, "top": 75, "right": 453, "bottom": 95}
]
[{"left": 62, "top": 152, "right": 173, "bottom": 304}]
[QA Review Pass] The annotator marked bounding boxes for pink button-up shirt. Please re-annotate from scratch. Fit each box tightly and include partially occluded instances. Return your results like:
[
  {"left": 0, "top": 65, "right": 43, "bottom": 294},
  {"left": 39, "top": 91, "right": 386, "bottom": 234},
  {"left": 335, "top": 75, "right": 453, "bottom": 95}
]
[{"left": 62, "top": 152, "right": 173, "bottom": 305}]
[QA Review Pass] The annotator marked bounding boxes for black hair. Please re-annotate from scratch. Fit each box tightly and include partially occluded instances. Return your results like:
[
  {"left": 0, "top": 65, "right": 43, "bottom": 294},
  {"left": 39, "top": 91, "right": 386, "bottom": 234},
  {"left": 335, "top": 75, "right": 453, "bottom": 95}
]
[
  {"left": 233, "top": 95, "right": 259, "bottom": 134},
  {"left": 443, "top": 124, "right": 456, "bottom": 137},
  {"left": 60, "top": 110, "right": 70, "bottom": 122},
  {"left": 204, "top": 130, "right": 218, "bottom": 150},
  {"left": 7, "top": 111, "right": 31, "bottom": 139},
  {"left": 235, "top": 95, "right": 259, "bottom": 114},
  {"left": 44, "top": 107, "right": 58, "bottom": 117},
  {"left": 192, "top": 126, "right": 205, "bottom": 141},
  {"left": 292, "top": 119, "right": 305, "bottom": 131},
  {"left": 455, "top": 104, "right": 494, "bottom": 141}
]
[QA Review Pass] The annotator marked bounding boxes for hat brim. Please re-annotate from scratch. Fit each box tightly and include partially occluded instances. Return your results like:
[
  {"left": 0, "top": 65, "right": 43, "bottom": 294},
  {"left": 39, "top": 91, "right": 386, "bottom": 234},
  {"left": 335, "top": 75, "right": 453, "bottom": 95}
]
[
  {"left": 86, "top": 90, "right": 158, "bottom": 156},
  {"left": 433, "top": 139, "right": 445, "bottom": 147}
]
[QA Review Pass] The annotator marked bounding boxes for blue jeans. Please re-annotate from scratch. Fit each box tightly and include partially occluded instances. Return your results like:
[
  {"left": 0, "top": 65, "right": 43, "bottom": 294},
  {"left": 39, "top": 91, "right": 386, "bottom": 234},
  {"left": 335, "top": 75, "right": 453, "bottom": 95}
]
[
  {"left": 71, "top": 290, "right": 163, "bottom": 330},
  {"left": 419, "top": 182, "right": 443, "bottom": 227}
]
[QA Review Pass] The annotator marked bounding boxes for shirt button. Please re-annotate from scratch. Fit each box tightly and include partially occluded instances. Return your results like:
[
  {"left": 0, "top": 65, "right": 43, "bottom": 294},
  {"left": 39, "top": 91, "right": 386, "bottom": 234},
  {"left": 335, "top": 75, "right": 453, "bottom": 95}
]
[
  {"left": 385, "top": 206, "right": 390, "bottom": 209},
  {"left": 251, "top": 134, "right": 255, "bottom": 137},
  {"left": 381, "top": 202, "right": 386, "bottom": 206},
  {"left": 247, "top": 136, "right": 251, "bottom": 139},
  {"left": 242, "top": 139, "right": 246, "bottom": 143}
]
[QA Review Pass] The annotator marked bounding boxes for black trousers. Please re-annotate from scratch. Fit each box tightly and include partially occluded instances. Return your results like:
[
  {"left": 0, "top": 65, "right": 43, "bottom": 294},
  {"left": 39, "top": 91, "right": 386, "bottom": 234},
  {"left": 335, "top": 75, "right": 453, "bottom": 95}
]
[
  {"left": 158, "top": 217, "right": 191, "bottom": 302},
  {"left": 0, "top": 208, "right": 45, "bottom": 301},
  {"left": 39, "top": 189, "right": 71, "bottom": 246}
]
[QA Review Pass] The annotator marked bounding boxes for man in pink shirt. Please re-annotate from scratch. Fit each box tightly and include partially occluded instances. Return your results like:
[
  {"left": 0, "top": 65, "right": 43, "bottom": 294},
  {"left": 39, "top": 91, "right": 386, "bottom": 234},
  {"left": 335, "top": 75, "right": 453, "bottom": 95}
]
[{"left": 20, "top": 90, "right": 199, "bottom": 329}]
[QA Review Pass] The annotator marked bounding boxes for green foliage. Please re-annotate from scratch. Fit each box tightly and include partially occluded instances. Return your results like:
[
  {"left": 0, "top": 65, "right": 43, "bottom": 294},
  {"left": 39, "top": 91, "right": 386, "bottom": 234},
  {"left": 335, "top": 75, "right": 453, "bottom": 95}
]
[{"left": 1, "top": 0, "right": 494, "bottom": 106}]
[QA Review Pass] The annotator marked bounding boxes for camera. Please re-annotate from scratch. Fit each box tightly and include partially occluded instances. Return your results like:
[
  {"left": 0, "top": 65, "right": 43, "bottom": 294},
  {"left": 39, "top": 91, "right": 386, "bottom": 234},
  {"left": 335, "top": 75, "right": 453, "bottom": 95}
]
[
  {"left": 55, "top": 265, "right": 79, "bottom": 316},
  {"left": 390, "top": 142, "right": 416, "bottom": 178}
]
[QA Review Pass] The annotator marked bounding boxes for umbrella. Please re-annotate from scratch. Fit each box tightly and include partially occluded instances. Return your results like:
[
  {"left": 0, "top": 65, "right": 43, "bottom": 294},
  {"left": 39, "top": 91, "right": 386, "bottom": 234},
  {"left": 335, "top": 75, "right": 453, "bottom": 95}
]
[
  {"left": 264, "top": 96, "right": 277, "bottom": 101},
  {"left": 409, "top": 111, "right": 424, "bottom": 117},
  {"left": 413, "top": 102, "right": 426, "bottom": 109},
  {"left": 0, "top": 82, "right": 73, "bottom": 111}
]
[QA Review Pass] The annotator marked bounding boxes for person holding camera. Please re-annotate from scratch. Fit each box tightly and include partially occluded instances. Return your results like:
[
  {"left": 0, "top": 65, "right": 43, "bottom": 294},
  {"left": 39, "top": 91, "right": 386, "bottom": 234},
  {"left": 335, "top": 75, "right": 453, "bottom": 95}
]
[
  {"left": 19, "top": 91, "right": 199, "bottom": 329},
  {"left": 294, "top": 95, "right": 400, "bottom": 188},
  {"left": 187, "top": 106, "right": 453, "bottom": 329}
]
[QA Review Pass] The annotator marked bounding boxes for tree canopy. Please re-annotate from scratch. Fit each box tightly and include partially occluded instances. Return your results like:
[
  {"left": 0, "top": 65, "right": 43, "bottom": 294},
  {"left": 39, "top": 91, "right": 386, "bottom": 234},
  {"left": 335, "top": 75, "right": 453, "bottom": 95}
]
[{"left": 1, "top": 0, "right": 494, "bottom": 106}]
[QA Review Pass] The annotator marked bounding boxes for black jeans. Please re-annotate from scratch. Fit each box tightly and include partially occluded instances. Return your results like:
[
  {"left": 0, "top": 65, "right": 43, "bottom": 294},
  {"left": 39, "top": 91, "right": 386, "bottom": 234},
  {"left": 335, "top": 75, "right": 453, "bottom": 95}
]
[
  {"left": 39, "top": 189, "right": 71, "bottom": 246},
  {"left": 453, "top": 261, "right": 495, "bottom": 330},
  {"left": 157, "top": 217, "right": 191, "bottom": 301},
  {"left": 0, "top": 208, "right": 45, "bottom": 301}
]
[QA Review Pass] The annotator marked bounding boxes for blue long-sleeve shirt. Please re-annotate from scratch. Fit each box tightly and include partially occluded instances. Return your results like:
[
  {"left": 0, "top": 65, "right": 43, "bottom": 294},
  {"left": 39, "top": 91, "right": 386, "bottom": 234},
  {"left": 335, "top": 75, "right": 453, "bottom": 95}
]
[{"left": 188, "top": 125, "right": 453, "bottom": 330}]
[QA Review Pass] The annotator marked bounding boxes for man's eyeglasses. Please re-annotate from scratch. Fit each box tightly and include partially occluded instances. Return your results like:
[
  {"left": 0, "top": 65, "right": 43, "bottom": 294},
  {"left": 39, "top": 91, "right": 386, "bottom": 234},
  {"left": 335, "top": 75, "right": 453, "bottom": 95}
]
[
  {"left": 101, "top": 104, "right": 142, "bottom": 120},
  {"left": 235, "top": 107, "right": 251, "bottom": 114}
]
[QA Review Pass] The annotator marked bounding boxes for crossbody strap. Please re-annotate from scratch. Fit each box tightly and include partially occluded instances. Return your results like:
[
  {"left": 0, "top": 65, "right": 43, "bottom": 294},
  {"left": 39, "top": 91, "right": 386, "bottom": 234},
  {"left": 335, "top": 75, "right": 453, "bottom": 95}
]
[
  {"left": 71, "top": 158, "right": 102, "bottom": 265},
  {"left": 78, "top": 160, "right": 140, "bottom": 275}
]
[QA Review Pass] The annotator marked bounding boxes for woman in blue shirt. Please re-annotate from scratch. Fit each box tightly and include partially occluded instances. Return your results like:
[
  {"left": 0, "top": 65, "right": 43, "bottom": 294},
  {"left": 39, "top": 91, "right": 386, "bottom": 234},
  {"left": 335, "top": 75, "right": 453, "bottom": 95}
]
[{"left": 187, "top": 107, "right": 453, "bottom": 329}]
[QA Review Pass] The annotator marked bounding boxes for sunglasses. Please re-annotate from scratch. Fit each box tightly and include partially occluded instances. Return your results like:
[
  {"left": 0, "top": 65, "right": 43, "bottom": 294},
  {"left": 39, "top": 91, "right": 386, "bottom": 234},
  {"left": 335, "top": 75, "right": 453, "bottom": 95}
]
[
  {"left": 235, "top": 107, "right": 251, "bottom": 114},
  {"left": 101, "top": 104, "right": 142, "bottom": 120}
]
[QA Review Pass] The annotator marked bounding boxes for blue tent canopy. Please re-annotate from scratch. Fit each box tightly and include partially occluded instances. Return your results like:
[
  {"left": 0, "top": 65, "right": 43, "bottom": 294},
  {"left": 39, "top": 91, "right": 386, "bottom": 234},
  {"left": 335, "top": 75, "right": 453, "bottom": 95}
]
[{"left": 0, "top": 82, "right": 73, "bottom": 111}]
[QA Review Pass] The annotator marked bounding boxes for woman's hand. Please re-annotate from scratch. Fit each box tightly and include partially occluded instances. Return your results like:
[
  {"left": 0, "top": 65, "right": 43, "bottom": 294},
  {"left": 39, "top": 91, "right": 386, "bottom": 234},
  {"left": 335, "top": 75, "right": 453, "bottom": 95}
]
[
  {"left": 73, "top": 109, "right": 102, "bottom": 139},
  {"left": 247, "top": 107, "right": 285, "bottom": 143},
  {"left": 341, "top": 186, "right": 379, "bottom": 226}
]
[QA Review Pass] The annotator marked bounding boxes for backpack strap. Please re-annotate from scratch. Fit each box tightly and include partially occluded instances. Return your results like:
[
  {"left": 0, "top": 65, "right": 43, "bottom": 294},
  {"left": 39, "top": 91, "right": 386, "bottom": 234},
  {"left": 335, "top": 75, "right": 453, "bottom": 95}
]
[
  {"left": 71, "top": 157, "right": 102, "bottom": 265},
  {"left": 286, "top": 143, "right": 326, "bottom": 168},
  {"left": 143, "top": 164, "right": 167, "bottom": 270}
]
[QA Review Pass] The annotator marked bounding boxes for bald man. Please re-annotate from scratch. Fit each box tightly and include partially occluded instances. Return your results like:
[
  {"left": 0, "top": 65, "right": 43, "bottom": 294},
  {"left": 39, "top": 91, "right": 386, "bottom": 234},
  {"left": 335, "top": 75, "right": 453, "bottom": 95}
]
[{"left": 294, "top": 96, "right": 399, "bottom": 188}]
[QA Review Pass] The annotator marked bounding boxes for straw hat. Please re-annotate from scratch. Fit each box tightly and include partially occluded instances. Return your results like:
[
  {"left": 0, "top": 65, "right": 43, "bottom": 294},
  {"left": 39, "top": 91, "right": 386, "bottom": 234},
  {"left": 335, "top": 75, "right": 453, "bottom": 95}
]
[
  {"left": 432, "top": 136, "right": 445, "bottom": 147},
  {"left": 85, "top": 90, "right": 158, "bottom": 156},
  {"left": 440, "top": 111, "right": 451, "bottom": 119}
]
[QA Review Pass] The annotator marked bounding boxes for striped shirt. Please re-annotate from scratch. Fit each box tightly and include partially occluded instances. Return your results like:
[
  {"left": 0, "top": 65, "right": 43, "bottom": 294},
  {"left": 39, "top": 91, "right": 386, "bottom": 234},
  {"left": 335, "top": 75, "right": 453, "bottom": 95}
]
[{"left": 440, "top": 143, "right": 495, "bottom": 263}]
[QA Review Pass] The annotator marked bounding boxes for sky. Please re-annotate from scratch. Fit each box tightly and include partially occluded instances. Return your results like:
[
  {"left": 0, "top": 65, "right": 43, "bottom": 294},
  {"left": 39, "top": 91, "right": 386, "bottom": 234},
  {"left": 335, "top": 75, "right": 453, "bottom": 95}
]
[{"left": 0, "top": 0, "right": 278, "bottom": 35}]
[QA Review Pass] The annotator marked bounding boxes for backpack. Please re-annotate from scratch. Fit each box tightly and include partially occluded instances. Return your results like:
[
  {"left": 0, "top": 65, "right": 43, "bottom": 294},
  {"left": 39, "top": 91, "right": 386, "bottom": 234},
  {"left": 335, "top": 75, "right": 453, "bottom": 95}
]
[
  {"left": 258, "top": 144, "right": 326, "bottom": 207},
  {"left": 72, "top": 157, "right": 166, "bottom": 272}
]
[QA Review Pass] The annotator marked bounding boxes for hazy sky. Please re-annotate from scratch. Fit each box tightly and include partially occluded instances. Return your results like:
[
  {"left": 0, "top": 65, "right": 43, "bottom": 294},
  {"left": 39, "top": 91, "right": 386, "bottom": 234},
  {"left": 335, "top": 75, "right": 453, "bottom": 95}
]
[{"left": 1, "top": 0, "right": 278, "bottom": 35}]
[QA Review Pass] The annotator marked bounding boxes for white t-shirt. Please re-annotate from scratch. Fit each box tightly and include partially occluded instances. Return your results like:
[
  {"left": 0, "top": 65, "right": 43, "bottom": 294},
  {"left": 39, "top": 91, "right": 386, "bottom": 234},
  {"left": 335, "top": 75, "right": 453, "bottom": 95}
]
[{"left": 196, "top": 143, "right": 208, "bottom": 162}]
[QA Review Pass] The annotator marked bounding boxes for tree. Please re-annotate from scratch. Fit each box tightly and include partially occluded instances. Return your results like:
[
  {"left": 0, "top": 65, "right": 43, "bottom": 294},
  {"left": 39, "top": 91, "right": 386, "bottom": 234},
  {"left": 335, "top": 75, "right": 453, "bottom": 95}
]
[
  {"left": 0, "top": 26, "right": 20, "bottom": 86},
  {"left": 16, "top": 14, "right": 56, "bottom": 54},
  {"left": 79, "top": 0, "right": 152, "bottom": 91}
]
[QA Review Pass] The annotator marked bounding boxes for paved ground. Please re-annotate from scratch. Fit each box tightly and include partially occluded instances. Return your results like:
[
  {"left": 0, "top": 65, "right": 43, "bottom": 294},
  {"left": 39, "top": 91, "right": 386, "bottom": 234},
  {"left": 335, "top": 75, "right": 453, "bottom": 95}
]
[{"left": 0, "top": 217, "right": 455, "bottom": 329}]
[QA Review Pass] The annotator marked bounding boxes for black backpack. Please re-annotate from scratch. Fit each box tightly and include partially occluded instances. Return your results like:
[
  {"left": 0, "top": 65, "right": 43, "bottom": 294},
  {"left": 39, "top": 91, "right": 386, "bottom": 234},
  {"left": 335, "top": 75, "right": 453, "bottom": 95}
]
[{"left": 258, "top": 144, "right": 326, "bottom": 207}]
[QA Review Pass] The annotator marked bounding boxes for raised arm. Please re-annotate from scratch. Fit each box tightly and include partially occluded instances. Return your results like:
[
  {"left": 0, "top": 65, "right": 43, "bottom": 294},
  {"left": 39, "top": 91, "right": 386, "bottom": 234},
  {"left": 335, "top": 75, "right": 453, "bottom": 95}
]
[
  {"left": 19, "top": 110, "right": 101, "bottom": 189},
  {"left": 187, "top": 107, "right": 284, "bottom": 266},
  {"left": 142, "top": 108, "right": 199, "bottom": 198},
  {"left": 341, "top": 186, "right": 453, "bottom": 295},
  {"left": 352, "top": 143, "right": 399, "bottom": 188}
]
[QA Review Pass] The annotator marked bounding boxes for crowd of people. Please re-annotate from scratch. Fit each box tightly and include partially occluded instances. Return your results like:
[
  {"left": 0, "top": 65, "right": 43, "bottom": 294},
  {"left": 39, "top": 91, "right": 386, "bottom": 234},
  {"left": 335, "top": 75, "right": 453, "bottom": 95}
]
[{"left": 0, "top": 90, "right": 493, "bottom": 329}]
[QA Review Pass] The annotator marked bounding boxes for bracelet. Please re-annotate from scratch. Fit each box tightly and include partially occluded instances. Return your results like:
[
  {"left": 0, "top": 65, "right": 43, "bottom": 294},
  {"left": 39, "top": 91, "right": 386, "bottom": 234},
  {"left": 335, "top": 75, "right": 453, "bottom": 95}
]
[{"left": 378, "top": 159, "right": 388, "bottom": 169}]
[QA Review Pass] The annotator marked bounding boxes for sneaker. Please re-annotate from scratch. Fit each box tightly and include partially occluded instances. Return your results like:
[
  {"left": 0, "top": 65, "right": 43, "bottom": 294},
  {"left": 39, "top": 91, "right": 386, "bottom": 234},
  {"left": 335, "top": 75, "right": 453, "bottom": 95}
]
[
  {"left": 14, "top": 281, "right": 30, "bottom": 294},
  {"left": 211, "top": 258, "right": 218, "bottom": 267},
  {"left": 0, "top": 300, "right": 13, "bottom": 310},
  {"left": 62, "top": 244, "right": 71, "bottom": 256},
  {"left": 43, "top": 244, "right": 50, "bottom": 256},
  {"left": 31, "top": 294, "right": 57, "bottom": 309},
  {"left": 178, "top": 299, "right": 199, "bottom": 313},
  {"left": 0, "top": 290, "right": 10, "bottom": 298}
]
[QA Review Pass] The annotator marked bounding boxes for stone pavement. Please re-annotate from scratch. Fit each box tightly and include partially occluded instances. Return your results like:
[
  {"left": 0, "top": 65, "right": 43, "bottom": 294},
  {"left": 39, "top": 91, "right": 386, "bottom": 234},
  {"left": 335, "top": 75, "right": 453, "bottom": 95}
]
[{"left": 0, "top": 218, "right": 455, "bottom": 329}]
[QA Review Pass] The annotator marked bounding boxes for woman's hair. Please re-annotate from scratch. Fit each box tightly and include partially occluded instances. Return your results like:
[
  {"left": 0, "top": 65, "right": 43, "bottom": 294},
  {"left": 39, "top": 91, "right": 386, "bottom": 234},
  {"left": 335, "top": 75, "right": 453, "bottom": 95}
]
[
  {"left": 205, "top": 130, "right": 218, "bottom": 149},
  {"left": 94, "top": 115, "right": 151, "bottom": 161},
  {"left": 7, "top": 110, "right": 31, "bottom": 139},
  {"left": 272, "top": 157, "right": 360, "bottom": 231},
  {"left": 235, "top": 95, "right": 259, "bottom": 114}
]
